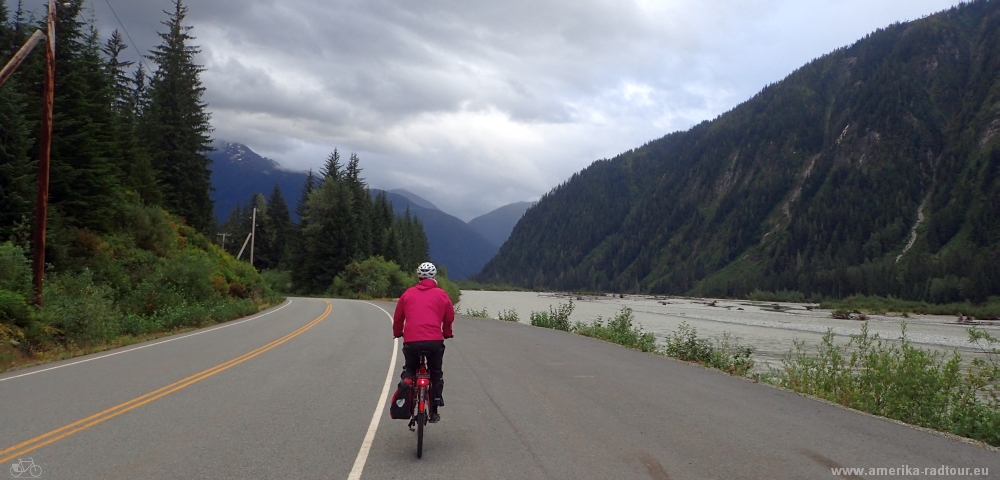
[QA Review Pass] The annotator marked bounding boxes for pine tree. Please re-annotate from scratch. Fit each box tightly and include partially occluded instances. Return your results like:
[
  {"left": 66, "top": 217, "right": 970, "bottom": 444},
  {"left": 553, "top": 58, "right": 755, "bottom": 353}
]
[
  {"left": 288, "top": 170, "right": 315, "bottom": 289},
  {"left": 45, "top": 1, "right": 123, "bottom": 232},
  {"left": 144, "top": 0, "right": 214, "bottom": 232},
  {"left": 320, "top": 149, "right": 341, "bottom": 184},
  {"left": 103, "top": 32, "right": 160, "bottom": 205},
  {"left": 262, "top": 184, "right": 292, "bottom": 269},
  {"left": 345, "top": 153, "right": 371, "bottom": 259},
  {"left": 0, "top": 3, "right": 35, "bottom": 240}
]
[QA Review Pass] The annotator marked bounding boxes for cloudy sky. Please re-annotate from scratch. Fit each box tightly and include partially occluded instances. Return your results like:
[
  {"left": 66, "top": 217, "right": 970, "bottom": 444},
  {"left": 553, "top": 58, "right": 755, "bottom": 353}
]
[{"left": 12, "top": 0, "right": 960, "bottom": 220}]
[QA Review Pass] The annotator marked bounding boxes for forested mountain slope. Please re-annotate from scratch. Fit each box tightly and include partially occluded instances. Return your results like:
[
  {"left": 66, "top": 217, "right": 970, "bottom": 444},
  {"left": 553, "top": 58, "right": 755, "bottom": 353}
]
[
  {"left": 478, "top": 0, "right": 1000, "bottom": 303},
  {"left": 371, "top": 190, "right": 498, "bottom": 280},
  {"left": 469, "top": 201, "right": 534, "bottom": 248}
]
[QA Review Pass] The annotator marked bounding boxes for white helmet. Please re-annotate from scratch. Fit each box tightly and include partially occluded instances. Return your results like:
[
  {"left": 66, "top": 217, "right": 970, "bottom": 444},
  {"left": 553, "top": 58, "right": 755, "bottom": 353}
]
[{"left": 417, "top": 262, "right": 437, "bottom": 279}]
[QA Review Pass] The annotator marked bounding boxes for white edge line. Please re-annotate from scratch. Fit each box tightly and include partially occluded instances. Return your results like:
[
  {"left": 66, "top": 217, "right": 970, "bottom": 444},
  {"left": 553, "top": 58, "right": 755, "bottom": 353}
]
[
  {"left": 0, "top": 299, "right": 295, "bottom": 383},
  {"left": 348, "top": 301, "right": 399, "bottom": 480}
]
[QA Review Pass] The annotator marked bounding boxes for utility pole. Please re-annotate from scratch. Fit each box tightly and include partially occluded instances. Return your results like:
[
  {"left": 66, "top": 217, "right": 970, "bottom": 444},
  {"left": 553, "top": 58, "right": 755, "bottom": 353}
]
[
  {"left": 32, "top": 0, "right": 56, "bottom": 306},
  {"left": 0, "top": 30, "right": 45, "bottom": 88},
  {"left": 249, "top": 207, "right": 257, "bottom": 266},
  {"left": 216, "top": 232, "right": 230, "bottom": 250}
]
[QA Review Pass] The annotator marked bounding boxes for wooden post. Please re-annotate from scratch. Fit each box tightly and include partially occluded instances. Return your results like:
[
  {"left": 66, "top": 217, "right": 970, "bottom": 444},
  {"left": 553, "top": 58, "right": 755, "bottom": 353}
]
[
  {"left": 32, "top": 0, "right": 56, "bottom": 306},
  {"left": 236, "top": 232, "right": 252, "bottom": 260},
  {"left": 0, "top": 30, "right": 45, "bottom": 88}
]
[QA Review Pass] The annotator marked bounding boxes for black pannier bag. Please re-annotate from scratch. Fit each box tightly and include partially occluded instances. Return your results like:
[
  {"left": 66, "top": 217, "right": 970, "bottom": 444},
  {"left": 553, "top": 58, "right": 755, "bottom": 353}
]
[{"left": 389, "top": 378, "right": 413, "bottom": 419}]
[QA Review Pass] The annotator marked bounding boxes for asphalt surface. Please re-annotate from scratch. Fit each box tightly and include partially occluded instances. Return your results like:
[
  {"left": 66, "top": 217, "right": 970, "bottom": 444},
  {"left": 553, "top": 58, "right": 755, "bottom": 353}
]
[{"left": 1, "top": 297, "right": 997, "bottom": 479}]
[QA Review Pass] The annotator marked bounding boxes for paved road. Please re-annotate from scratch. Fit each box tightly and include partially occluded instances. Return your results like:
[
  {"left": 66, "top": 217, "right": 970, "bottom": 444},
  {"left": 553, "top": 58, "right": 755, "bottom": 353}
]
[{"left": 1, "top": 297, "right": 996, "bottom": 479}]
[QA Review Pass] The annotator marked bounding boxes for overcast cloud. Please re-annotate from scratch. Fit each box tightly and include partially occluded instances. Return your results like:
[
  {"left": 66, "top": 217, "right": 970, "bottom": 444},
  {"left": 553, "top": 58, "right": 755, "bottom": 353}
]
[{"left": 11, "top": 0, "right": 960, "bottom": 220}]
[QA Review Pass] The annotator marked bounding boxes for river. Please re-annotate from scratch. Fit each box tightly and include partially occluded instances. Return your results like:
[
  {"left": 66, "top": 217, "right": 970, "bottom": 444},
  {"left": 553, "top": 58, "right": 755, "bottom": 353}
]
[{"left": 457, "top": 291, "right": 1000, "bottom": 372}]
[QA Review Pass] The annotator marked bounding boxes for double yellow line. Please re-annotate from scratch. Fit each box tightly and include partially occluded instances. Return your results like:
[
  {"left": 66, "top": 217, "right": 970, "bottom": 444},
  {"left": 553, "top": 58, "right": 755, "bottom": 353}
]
[{"left": 0, "top": 300, "right": 332, "bottom": 464}]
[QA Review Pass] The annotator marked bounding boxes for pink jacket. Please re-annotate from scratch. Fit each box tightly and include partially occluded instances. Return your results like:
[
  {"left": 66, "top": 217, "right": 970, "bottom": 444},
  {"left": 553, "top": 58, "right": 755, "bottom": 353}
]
[{"left": 393, "top": 279, "right": 455, "bottom": 342}]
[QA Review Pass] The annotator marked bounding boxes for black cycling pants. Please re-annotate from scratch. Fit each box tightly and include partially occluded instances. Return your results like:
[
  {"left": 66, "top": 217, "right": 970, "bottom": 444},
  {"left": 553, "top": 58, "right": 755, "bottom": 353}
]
[{"left": 401, "top": 340, "right": 445, "bottom": 407}]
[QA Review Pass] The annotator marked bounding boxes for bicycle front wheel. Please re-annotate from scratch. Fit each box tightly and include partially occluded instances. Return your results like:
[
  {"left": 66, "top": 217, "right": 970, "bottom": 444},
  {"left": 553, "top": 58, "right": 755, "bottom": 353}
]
[{"left": 416, "top": 411, "right": 426, "bottom": 458}]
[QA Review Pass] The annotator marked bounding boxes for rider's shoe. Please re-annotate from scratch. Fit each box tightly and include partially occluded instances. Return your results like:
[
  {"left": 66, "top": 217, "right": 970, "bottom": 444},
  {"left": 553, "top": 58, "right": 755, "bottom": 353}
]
[{"left": 429, "top": 412, "right": 441, "bottom": 423}]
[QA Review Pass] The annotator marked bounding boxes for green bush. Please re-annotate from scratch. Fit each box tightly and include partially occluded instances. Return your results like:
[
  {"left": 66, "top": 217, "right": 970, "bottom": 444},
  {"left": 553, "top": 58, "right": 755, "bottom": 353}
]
[
  {"left": 261, "top": 270, "right": 292, "bottom": 294},
  {"left": 497, "top": 309, "right": 519, "bottom": 322},
  {"left": 662, "top": 322, "right": 755, "bottom": 376},
  {"left": 436, "top": 275, "right": 462, "bottom": 304},
  {"left": 121, "top": 204, "right": 177, "bottom": 256},
  {"left": 330, "top": 256, "right": 414, "bottom": 299},
  {"left": 42, "top": 270, "right": 122, "bottom": 346},
  {"left": 0, "top": 242, "right": 31, "bottom": 297},
  {"left": 573, "top": 307, "right": 657, "bottom": 352},
  {"left": 465, "top": 307, "right": 490, "bottom": 318},
  {"left": 777, "top": 323, "right": 1000, "bottom": 446},
  {"left": 0, "top": 289, "right": 32, "bottom": 328},
  {"left": 530, "top": 300, "right": 574, "bottom": 331}
]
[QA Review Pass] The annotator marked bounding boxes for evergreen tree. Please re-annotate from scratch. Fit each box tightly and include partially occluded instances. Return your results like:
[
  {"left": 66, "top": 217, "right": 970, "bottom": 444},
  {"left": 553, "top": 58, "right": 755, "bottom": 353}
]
[
  {"left": 44, "top": 1, "right": 123, "bottom": 232},
  {"left": 289, "top": 170, "right": 315, "bottom": 289},
  {"left": 345, "top": 153, "right": 371, "bottom": 259},
  {"left": 261, "top": 184, "right": 292, "bottom": 269},
  {"left": 0, "top": 3, "right": 35, "bottom": 240},
  {"left": 320, "top": 149, "right": 341, "bottom": 184},
  {"left": 144, "top": 0, "right": 214, "bottom": 232},
  {"left": 103, "top": 32, "right": 160, "bottom": 205}
]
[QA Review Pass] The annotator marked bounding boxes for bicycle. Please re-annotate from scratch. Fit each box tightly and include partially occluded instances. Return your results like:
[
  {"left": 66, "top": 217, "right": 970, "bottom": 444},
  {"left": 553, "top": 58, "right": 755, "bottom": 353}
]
[{"left": 406, "top": 352, "right": 434, "bottom": 458}]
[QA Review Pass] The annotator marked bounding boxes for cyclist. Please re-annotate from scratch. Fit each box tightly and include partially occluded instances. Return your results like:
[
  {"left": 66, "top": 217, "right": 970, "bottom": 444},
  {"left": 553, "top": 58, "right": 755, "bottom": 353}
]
[{"left": 393, "top": 262, "right": 454, "bottom": 423}]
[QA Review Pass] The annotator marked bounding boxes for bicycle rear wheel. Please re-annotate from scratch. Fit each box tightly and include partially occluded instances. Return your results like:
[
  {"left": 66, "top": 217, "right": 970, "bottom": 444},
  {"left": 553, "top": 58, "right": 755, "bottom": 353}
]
[{"left": 416, "top": 411, "right": 426, "bottom": 458}]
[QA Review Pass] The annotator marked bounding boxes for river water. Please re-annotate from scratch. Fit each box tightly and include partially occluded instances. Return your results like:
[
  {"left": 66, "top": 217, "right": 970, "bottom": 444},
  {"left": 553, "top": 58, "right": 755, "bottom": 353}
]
[{"left": 457, "top": 291, "right": 1000, "bottom": 372}]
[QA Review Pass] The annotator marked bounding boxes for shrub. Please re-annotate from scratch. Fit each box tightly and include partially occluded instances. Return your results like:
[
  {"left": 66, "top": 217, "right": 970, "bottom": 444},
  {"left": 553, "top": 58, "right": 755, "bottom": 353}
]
[
  {"left": 777, "top": 323, "right": 1000, "bottom": 446},
  {"left": 465, "top": 307, "right": 490, "bottom": 318},
  {"left": 497, "top": 309, "right": 519, "bottom": 322},
  {"left": 42, "top": 271, "right": 122, "bottom": 346},
  {"left": 0, "top": 289, "right": 32, "bottom": 328},
  {"left": 261, "top": 270, "right": 292, "bottom": 294},
  {"left": 662, "top": 322, "right": 755, "bottom": 376},
  {"left": 330, "top": 256, "right": 414, "bottom": 299},
  {"left": 530, "top": 300, "right": 574, "bottom": 331},
  {"left": 0, "top": 242, "right": 31, "bottom": 297},
  {"left": 121, "top": 204, "right": 177, "bottom": 257},
  {"left": 573, "top": 307, "right": 657, "bottom": 352}
]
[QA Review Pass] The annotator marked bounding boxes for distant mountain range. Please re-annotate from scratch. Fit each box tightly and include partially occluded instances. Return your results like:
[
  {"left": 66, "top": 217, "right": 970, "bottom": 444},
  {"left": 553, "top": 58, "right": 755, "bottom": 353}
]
[
  {"left": 469, "top": 202, "right": 534, "bottom": 248},
  {"left": 370, "top": 190, "right": 498, "bottom": 279},
  {"left": 208, "top": 142, "right": 528, "bottom": 279},
  {"left": 208, "top": 142, "right": 309, "bottom": 222},
  {"left": 477, "top": 0, "right": 1000, "bottom": 305}
]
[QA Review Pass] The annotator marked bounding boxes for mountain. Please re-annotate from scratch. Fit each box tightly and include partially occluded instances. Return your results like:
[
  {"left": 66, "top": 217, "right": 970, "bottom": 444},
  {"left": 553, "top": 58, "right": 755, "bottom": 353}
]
[
  {"left": 477, "top": 0, "right": 1000, "bottom": 305},
  {"left": 388, "top": 189, "right": 441, "bottom": 211},
  {"left": 372, "top": 190, "right": 499, "bottom": 280},
  {"left": 208, "top": 142, "right": 308, "bottom": 221},
  {"left": 468, "top": 201, "right": 535, "bottom": 248}
]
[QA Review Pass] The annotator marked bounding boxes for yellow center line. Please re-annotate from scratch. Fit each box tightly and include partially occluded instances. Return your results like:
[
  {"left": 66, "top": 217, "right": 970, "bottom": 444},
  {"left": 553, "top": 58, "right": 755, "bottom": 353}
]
[{"left": 0, "top": 300, "right": 332, "bottom": 464}]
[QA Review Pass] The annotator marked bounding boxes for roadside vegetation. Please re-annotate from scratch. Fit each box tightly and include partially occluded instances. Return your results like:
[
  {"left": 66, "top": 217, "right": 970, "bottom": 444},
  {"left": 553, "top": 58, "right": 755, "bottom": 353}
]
[
  {"left": 0, "top": 207, "right": 281, "bottom": 373},
  {"left": 778, "top": 324, "right": 1000, "bottom": 446},
  {"left": 515, "top": 299, "right": 1000, "bottom": 446}
]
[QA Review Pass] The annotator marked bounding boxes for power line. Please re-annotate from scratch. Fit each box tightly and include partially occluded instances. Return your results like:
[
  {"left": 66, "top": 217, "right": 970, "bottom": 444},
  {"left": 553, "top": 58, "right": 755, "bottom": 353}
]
[{"left": 103, "top": 0, "right": 154, "bottom": 75}]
